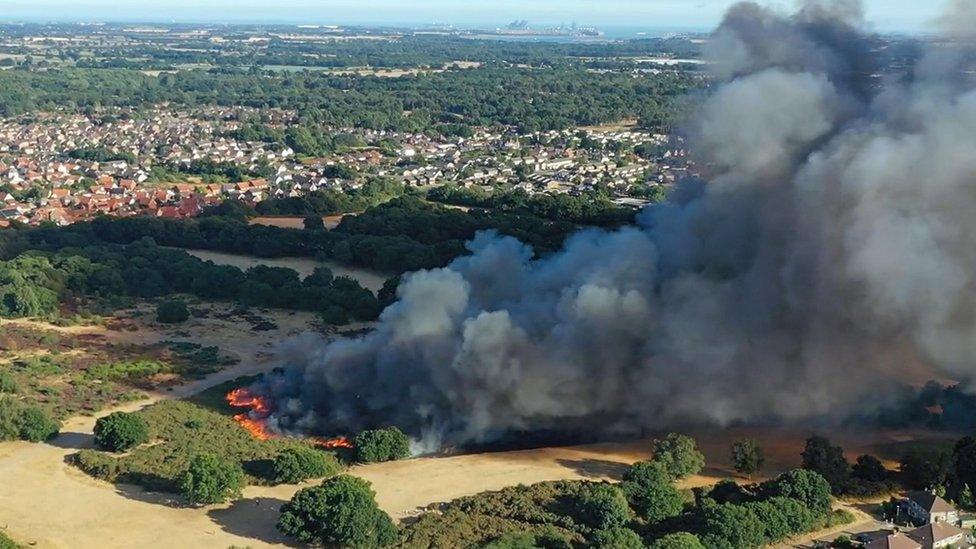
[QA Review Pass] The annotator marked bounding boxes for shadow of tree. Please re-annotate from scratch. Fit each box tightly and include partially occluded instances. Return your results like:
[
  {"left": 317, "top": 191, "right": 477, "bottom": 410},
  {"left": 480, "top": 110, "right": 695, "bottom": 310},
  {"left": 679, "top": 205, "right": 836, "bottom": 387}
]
[
  {"left": 114, "top": 480, "right": 189, "bottom": 508},
  {"left": 207, "top": 497, "right": 297, "bottom": 546},
  {"left": 47, "top": 430, "right": 94, "bottom": 450},
  {"left": 555, "top": 458, "right": 630, "bottom": 480}
]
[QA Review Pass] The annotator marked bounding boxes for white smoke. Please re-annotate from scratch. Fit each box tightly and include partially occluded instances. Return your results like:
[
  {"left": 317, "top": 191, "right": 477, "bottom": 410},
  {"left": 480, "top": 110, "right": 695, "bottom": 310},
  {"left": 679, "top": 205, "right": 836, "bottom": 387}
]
[{"left": 258, "top": 0, "right": 976, "bottom": 449}]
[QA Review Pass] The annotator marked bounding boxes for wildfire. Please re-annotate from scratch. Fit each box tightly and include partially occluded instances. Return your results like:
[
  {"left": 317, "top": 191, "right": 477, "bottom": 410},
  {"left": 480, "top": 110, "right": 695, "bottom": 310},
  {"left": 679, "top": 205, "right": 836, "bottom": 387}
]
[
  {"left": 224, "top": 387, "right": 354, "bottom": 449},
  {"left": 314, "top": 436, "right": 354, "bottom": 449},
  {"left": 226, "top": 387, "right": 275, "bottom": 440}
]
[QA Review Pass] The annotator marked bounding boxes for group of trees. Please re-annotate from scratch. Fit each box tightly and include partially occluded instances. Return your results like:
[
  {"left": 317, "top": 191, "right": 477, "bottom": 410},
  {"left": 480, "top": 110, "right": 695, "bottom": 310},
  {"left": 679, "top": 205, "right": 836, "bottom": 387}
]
[
  {"left": 255, "top": 177, "right": 405, "bottom": 216},
  {"left": 0, "top": 232, "right": 381, "bottom": 325},
  {"left": 800, "top": 436, "right": 898, "bottom": 497},
  {"left": 0, "top": 64, "right": 696, "bottom": 132},
  {"left": 895, "top": 435, "right": 976, "bottom": 510},
  {"left": 426, "top": 185, "right": 636, "bottom": 227}
]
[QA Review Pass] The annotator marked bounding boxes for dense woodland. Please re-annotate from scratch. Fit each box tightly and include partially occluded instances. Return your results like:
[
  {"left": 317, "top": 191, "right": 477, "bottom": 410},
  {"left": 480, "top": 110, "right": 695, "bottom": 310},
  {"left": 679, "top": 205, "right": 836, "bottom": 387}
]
[{"left": 0, "top": 65, "right": 697, "bottom": 132}]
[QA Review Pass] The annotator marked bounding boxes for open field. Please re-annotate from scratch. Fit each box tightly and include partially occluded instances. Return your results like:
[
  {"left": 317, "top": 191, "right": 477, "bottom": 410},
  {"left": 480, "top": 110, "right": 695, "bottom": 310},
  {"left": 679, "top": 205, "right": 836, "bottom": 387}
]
[{"left": 249, "top": 215, "right": 348, "bottom": 230}]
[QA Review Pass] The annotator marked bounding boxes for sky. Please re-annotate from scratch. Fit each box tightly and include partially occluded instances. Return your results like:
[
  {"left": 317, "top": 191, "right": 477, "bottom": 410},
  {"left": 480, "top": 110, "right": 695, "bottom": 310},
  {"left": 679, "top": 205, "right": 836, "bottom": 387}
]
[{"left": 0, "top": 0, "right": 947, "bottom": 34}]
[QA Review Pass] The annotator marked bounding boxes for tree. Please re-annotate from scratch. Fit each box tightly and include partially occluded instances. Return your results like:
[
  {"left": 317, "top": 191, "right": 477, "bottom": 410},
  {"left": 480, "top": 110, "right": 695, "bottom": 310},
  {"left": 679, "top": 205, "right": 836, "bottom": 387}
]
[
  {"left": 851, "top": 454, "right": 887, "bottom": 482},
  {"left": 651, "top": 433, "right": 705, "bottom": 480},
  {"left": 17, "top": 405, "right": 59, "bottom": 442},
  {"left": 155, "top": 299, "right": 189, "bottom": 324},
  {"left": 700, "top": 502, "right": 765, "bottom": 549},
  {"left": 953, "top": 437, "right": 976, "bottom": 493},
  {"left": 730, "top": 439, "right": 764, "bottom": 478},
  {"left": 303, "top": 214, "right": 325, "bottom": 231},
  {"left": 763, "top": 469, "right": 832, "bottom": 517},
  {"left": 272, "top": 447, "right": 341, "bottom": 484},
  {"left": 277, "top": 475, "right": 398, "bottom": 548},
  {"left": 178, "top": 453, "right": 245, "bottom": 505},
  {"left": 355, "top": 427, "right": 411, "bottom": 463},
  {"left": 959, "top": 484, "right": 975, "bottom": 511},
  {"left": 591, "top": 527, "right": 643, "bottom": 549},
  {"left": 577, "top": 483, "right": 631, "bottom": 530},
  {"left": 620, "top": 460, "right": 683, "bottom": 522},
  {"left": 900, "top": 448, "right": 951, "bottom": 491},
  {"left": 93, "top": 412, "right": 149, "bottom": 452},
  {"left": 800, "top": 436, "right": 850, "bottom": 491},
  {"left": 650, "top": 532, "right": 706, "bottom": 549}
]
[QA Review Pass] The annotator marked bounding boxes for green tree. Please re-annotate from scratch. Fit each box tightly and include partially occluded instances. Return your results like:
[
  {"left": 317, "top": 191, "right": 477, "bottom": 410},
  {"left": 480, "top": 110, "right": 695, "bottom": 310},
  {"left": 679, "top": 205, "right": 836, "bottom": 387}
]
[
  {"left": 17, "top": 405, "right": 59, "bottom": 442},
  {"left": 156, "top": 299, "right": 189, "bottom": 324},
  {"left": 700, "top": 501, "right": 765, "bottom": 549},
  {"left": 650, "top": 532, "right": 706, "bottom": 549},
  {"left": 355, "top": 427, "right": 411, "bottom": 463},
  {"left": 800, "top": 436, "right": 850, "bottom": 491},
  {"left": 272, "top": 447, "right": 341, "bottom": 484},
  {"left": 591, "top": 527, "right": 643, "bottom": 549},
  {"left": 577, "top": 483, "right": 631, "bottom": 531},
  {"left": 959, "top": 484, "right": 975, "bottom": 511},
  {"left": 93, "top": 412, "right": 149, "bottom": 452},
  {"left": 763, "top": 469, "right": 832, "bottom": 517},
  {"left": 277, "top": 475, "right": 398, "bottom": 548},
  {"left": 620, "top": 460, "right": 683, "bottom": 522},
  {"left": 900, "top": 448, "right": 951, "bottom": 491},
  {"left": 851, "top": 454, "right": 887, "bottom": 482},
  {"left": 303, "top": 214, "right": 325, "bottom": 231},
  {"left": 178, "top": 453, "right": 245, "bottom": 505},
  {"left": 730, "top": 439, "right": 764, "bottom": 478},
  {"left": 651, "top": 433, "right": 705, "bottom": 480}
]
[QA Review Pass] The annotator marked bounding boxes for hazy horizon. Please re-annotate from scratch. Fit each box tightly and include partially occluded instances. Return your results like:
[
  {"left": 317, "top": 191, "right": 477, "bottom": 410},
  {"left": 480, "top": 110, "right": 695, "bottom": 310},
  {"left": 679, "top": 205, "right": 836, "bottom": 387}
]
[{"left": 0, "top": 0, "right": 949, "bottom": 34}]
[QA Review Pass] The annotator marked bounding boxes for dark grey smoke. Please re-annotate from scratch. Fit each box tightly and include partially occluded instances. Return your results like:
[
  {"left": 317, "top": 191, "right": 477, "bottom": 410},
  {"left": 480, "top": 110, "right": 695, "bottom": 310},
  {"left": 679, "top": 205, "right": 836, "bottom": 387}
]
[{"left": 257, "top": 0, "right": 976, "bottom": 451}]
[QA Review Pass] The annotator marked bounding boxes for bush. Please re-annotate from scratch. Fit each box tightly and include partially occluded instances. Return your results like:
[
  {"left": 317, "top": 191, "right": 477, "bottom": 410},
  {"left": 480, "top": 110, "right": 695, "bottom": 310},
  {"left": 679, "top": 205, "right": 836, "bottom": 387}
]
[
  {"left": 178, "top": 452, "right": 245, "bottom": 505},
  {"left": 303, "top": 215, "right": 325, "bottom": 231},
  {"left": 591, "top": 527, "right": 643, "bottom": 548},
  {"left": 272, "top": 446, "right": 341, "bottom": 484},
  {"left": 577, "top": 484, "right": 631, "bottom": 531},
  {"left": 355, "top": 426, "right": 411, "bottom": 463},
  {"left": 94, "top": 412, "right": 150, "bottom": 452},
  {"left": 651, "top": 433, "right": 705, "bottom": 480},
  {"left": 620, "top": 460, "right": 683, "bottom": 522},
  {"left": 650, "top": 532, "right": 706, "bottom": 549},
  {"left": 277, "top": 475, "right": 398, "bottom": 548},
  {"left": 17, "top": 406, "right": 59, "bottom": 442},
  {"left": 156, "top": 299, "right": 189, "bottom": 324},
  {"left": 0, "top": 396, "right": 58, "bottom": 442},
  {"left": 0, "top": 530, "right": 18, "bottom": 549},
  {"left": 0, "top": 370, "right": 18, "bottom": 394}
]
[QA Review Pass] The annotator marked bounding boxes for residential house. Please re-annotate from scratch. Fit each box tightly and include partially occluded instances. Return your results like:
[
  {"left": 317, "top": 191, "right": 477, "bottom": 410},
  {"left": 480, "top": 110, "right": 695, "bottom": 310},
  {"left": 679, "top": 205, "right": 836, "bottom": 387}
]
[
  {"left": 904, "top": 492, "right": 959, "bottom": 525},
  {"left": 865, "top": 533, "right": 922, "bottom": 549},
  {"left": 907, "top": 521, "right": 971, "bottom": 548}
]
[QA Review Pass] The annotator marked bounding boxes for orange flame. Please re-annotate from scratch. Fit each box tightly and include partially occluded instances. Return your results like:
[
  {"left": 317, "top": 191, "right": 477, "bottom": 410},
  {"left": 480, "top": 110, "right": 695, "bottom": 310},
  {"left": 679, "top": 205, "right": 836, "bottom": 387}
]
[
  {"left": 314, "top": 436, "right": 354, "bottom": 449},
  {"left": 225, "top": 387, "right": 354, "bottom": 449},
  {"left": 226, "top": 388, "right": 275, "bottom": 440}
]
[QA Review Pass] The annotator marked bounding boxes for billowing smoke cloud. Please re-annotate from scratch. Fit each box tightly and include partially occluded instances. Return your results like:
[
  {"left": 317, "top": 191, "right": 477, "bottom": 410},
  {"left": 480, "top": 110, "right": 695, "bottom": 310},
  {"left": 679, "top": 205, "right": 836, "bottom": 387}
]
[{"left": 258, "top": 0, "right": 976, "bottom": 450}]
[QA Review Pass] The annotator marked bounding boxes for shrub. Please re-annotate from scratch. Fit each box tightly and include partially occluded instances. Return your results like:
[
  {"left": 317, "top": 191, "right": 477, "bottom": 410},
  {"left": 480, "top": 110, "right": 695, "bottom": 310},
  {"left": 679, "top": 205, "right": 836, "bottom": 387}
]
[
  {"left": 650, "top": 532, "right": 706, "bottom": 549},
  {"left": 620, "top": 460, "right": 683, "bottom": 522},
  {"left": 591, "top": 527, "right": 643, "bottom": 548},
  {"left": 17, "top": 406, "right": 59, "bottom": 442},
  {"left": 577, "top": 483, "right": 631, "bottom": 531},
  {"left": 156, "top": 299, "right": 189, "bottom": 324},
  {"left": 355, "top": 426, "right": 411, "bottom": 463},
  {"left": 179, "top": 452, "right": 245, "bottom": 505},
  {"left": 277, "top": 475, "right": 398, "bottom": 548},
  {"left": 272, "top": 446, "right": 341, "bottom": 484},
  {"left": 303, "top": 215, "right": 325, "bottom": 231},
  {"left": 94, "top": 412, "right": 150, "bottom": 452},
  {"left": 0, "top": 530, "right": 18, "bottom": 549},
  {"left": 0, "top": 370, "right": 17, "bottom": 394},
  {"left": 651, "top": 433, "right": 705, "bottom": 480},
  {"left": 0, "top": 396, "right": 58, "bottom": 442}
]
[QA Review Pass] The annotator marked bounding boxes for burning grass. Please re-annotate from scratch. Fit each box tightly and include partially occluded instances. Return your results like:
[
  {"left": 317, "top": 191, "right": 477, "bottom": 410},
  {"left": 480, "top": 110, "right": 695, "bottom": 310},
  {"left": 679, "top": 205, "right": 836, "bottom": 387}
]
[{"left": 72, "top": 377, "right": 350, "bottom": 494}]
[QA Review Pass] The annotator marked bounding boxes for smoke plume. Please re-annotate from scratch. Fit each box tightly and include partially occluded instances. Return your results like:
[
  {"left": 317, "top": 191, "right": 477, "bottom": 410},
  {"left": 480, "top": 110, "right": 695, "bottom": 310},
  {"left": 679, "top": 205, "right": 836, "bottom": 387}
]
[{"left": 257, "top": 1, "right": 976, "bottom": 450}]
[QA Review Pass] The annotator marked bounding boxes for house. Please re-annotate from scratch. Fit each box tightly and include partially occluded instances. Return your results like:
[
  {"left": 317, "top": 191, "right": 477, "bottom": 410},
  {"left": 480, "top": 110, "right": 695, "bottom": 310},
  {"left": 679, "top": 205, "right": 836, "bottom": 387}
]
[
  {"left": 904, "top": 492, "right": 959, "bottom": 525},
  {"left": 866, "top": 533, "right": 922, "bottom": 549},
  {"left": 907, "top": 522, "right": 971, "bottom": 549}
]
